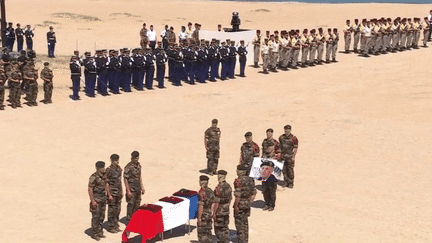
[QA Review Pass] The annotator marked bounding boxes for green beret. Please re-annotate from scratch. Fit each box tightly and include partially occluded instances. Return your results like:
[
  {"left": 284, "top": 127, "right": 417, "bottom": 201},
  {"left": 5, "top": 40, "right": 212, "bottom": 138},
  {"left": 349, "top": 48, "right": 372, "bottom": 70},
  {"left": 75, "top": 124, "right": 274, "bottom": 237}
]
[
  {"left": 200, "top": 175, "right": 209, "bottom": 181},
  {"left": 96, "top": 161, "right": 105, "bottom": 168}
]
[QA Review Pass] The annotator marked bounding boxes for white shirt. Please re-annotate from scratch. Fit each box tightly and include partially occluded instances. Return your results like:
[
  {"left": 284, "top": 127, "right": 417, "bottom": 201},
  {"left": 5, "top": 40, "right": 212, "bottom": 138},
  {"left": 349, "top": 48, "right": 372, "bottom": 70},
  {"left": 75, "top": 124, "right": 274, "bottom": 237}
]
[
  {"left": 428, "top": 14, "right": 432, "bottom": 21},
  {"left": 272, "top": 42, "right": 279, "bottom": 52},
  {"left": 261, "top": 45, "right": 269, "bottom": 54},
  {"left": 179, "top": 31, "right": 187, "bottom": 40},
  {"left": 364, "top": 26, "right": 371, "bottom": 37},
  {"left": 147, "top": 30, "right": 156, "bottom": 41},
  {"left": 161, "top": 29, "right": 167, "bottom": 38}
]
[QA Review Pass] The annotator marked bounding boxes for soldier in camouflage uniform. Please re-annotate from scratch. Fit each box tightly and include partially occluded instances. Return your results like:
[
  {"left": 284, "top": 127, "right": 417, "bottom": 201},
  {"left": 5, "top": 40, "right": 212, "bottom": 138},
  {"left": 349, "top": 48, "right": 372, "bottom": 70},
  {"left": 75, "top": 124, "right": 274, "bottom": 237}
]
[
  {"left": 88, "top": 161, "right": 108, "bottom": 241},
  {"left": 106, "top": 154, "right": 123, "bottom": 233},
  {"left": 278, "top": 125, "right": 299, "bottom": 188},
  {"left": 197, "top": 175, "right": 215, "bottom": 243},
  {"left": 204, "top": 119, "right": 221, "bottom": 175},
  {"left": 233, "top": 164, "right": 257, "bottom": 243},
  {"left": 239, "top": 132, "right": 260, "bottom": 175},
  {"left": 22, "top": 62, "right": 38, "bottom": 106},
  {"left": 0, "top": 63, "right": 6, "bottom": 110},
  {"left": 262, "top": 128, "right": 281, "bottom": 160},
  {"left": 7, "top": 61, "right": 22, "bottom": 109},
  {"left": 40, "top": 62, "right": 53, "bottom": 104},
  {"left": 212, "top": 170, "right": 232, "bottom": 243},
  {"left": 124, "top": 151, "right": 145, "bottom": 222}
]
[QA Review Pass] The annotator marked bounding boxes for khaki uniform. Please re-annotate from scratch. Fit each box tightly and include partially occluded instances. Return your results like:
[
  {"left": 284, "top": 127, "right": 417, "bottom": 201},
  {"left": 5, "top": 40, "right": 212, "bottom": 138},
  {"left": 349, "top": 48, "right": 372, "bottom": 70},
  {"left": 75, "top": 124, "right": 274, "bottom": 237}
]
[
  {"left": 352, "top": 23, "right": 361, "bottom": 51},
  {"left": 124, "top": 161, "right": 142, "bottom": 221},
  {"left": 400, "top": 23, "right": 407, "bottom": 49},
  {"left": 291, "top": 37, "right": 300, "bottom": 67},
  {"left": 214, "top": 181, "right": 232, "bottom": 243},
  {"left": 392, "top": 23, "right": 400, "bottom": 49},
  {"left": 271, "top": 41, "right": 279, "bottom": 70},
  {"left": 324, "top": 33, "right": 333, "bottom": 61},
  {"left": 88, "top": 171, "right": 107, "bottom": 237},
  {"left": 422, "top": 21, "right": 430, "bottom": 46},
  {"left": 261, "top": 44, "right": 270, "bottom": 72},
  {"left": 205, "top": 126, "right": 221, "bottom": 174},
  {"left": 197, "top": 187, "right": 215, "bottom": 243},
  {"left": 317, "top": 33, "right": 325, "bottom": 62},
  {"left": 40, "top": 67, "right": 53, "bottom": 103},
  {"left": 309, "top": 35, "right": 317, "bottom": 63},
  {"left": 359, "top": 23, "right": 366, "bottom": 53},
  {"left": 344, "top": 24, "right": 352, "bottom": 51},
  {"left": 140, "top": 28, "right": 148, "bottom": 49},
  {"left": 106, "top": 164, "right": 123, "bottom": 231},
  {"left": 233, "top": 175, "right": 257, "bottom": 243},
  {"left": 413, "top": 22, "right": 420, "bottom": 47},
  {"left": 279, "top": 133, "right": 299, "bottom": 187},
  {"left": 406, "top": 23, "right": 413, "bottom": 48},
  {"left": 300, "top": 34, "right": 310, "bottom": 65},
  {"left": 252, "top": 35, "right": 261, "bottom": 66}
]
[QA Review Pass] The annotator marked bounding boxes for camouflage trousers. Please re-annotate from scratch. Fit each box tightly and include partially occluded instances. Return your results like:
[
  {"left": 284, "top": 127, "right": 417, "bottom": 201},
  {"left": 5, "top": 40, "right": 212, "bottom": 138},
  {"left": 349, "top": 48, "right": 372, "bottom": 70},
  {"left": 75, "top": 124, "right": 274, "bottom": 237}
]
[
  {"left": 214, "top": 215, "right": 229, "bottom": 243},
  {"left": 27, "top": 81, "right": 38, "bottom": 105},
  {"left": 282, "top": 157, "right": 294, "bottom": 187},
  {"left": 234, "top": 209, "right": 250, "bottom": 243},
  {"left": 197, "top": 218, "right": 212, "bottom": 243},
  {"left": 9, "top": 82, "right": 21, "bottom": 107},
  {"left": 44, "top": 82, "right": 53, "bottom": 102},
  {"left": 107, "top": 195, "right": 122, "bottom": 230},
  {"left": 207, "top": 150, "right": 219, "bottom": 174},
  {"left": 126, "top": 191, "right": 141, "bottom": 222},
  {"left": 90, "top": 200, "right": 106, "bottom": 236},
  {"left": 0, "top": 85, "right": 4, "bottom": 106}
]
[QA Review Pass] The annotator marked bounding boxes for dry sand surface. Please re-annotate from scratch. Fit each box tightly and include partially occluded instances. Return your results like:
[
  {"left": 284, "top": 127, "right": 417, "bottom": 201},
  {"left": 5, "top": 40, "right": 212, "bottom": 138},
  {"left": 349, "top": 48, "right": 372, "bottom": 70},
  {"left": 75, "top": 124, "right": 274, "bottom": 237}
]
[{"left": 1, "top": 0, "right": 432, "bottom": 242}]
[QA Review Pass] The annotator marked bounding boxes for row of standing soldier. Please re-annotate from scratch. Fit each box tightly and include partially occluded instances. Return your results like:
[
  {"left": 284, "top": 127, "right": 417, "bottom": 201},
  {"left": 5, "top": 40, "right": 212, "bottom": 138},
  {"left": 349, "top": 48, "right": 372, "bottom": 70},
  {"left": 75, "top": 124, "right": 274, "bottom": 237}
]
[
  {"left": 343, "top": 17, "right": 430, "bottom": 57},
  {"left": 0, "top": 49, "right": 53, "bottom": 110},
  {"left": 70, "top": 39, "right": 248, "bottom": 100},
  {"left": 253, "top": 28, "right": 340, "bottom": 73}
]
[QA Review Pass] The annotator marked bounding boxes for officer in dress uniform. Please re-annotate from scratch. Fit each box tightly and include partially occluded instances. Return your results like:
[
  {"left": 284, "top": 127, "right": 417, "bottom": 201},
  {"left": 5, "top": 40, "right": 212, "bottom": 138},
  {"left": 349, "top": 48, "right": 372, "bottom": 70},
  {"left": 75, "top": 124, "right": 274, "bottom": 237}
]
[
  {"left": 237, "top": 40, "right": 247, "bottom": 77},
  {"left": 47, "top": 26, "right": 56, "bottom": 58},
  {"left": 110, "top": 50, "right": 121, "bottom": 94},
  {"left": 172, "top": 44, "right": 184, "bottom": 86},
  {"left": 208, "top": 40, "right": 219, "bottom": 81},
  {"left": 4, "top": 22, "right": 15, "bottom": 51},
  {"left": 228, "top": 40, "right": 237, "bottom": 78},
  {"left": 70, "top": 55, "right": 81, "bottom": 100},
  {"left": 184, "top": 44, "right": 197, "bottom": 84},
  {"left": 155, "top": 43, "right": 167, "bottom": 88},
  {"left": 196, "top": 42, "right": 207, "bottom": 83},
  {"left": 144, "top": 47, "right": 155, "bottom": 89},
  {"left": 120, "top": 48, "right": 132, "bottom": 92}
]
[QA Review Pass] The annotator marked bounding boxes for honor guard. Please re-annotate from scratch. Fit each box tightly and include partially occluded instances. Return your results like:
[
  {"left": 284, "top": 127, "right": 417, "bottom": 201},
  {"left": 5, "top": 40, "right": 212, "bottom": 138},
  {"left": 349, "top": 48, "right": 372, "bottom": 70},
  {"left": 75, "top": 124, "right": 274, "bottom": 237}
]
[
  {"left": 324, "top": 28, "right": 333, "bottom": 63},
  {"left": 119, "top": 48, "right": 132, "bottom": 92},
  {"left": 145, "top": 47, "right": 155, "bottom": 89},
  {"left": 239, "top": 132, "right": 260, "bottom": 175},
  {"left": 47, "top": 26, "right": 56, "bottom": 58},
  {"left": 316, "top": 28, "right": 325, "bottom": 63},
  {"left": 278, "top": 125, "right": 299, "bottom": 188},
  {"left": 184, "top": 44, "right": 197, "bottom": 84},
  {"left": 213, "top": 170, "right": 232, "bottom": 243},
  {"left": 204, "top": 119, "right": 221, "bottom": 175},
  {"left": 124, "top": 151, "right": 145, "bottom": 223},
  {"left": 233, "top": 164, "right": 257, "bottom": 243},
  {"left": 228, "top": 41, "right": 237, "bottom": 78},
  {"left": 24, "top": 25, "right": 34, "bottom": 50},
  {"left": 197, "top": 175, "right": 215, "bottom": 243},
  {"left": 4, "top": 22, "right": 15, "bottom": 51},
  {"left": 261, "top": 38, "right": 270, "bottom": 73},
  {"left": 131, "top": 48, "right": 145, "bottom": 90},
  {"left": 332, "top": 28, "right": 339, "bottom": 61},
  {"left": 172, "top": 44, "right": 184, "bottom": 86},
  {"left": 88, "top": 161, "right": 108, "bottom": 241},
  {"left": 155, "top": 43, "right": 167, "bottom": 88},
  {"left": 219, "top": 41, "right": 229, "bottom": 80},
  {"left": 195, "top": 41, "right": 207, "bottom": 82},
  {"left": 253, "top": 30, "right": 261, "bottom": 67},
  {"left": 70, "top": 56, "right": 81, "bottom": 100},
  {"left": 300, "top": 29, "right": 310, "bottom": 67},
  {"left": 106, "top": 154, "right": 123, "bottom": 233},
  {"left": 96, "top": 49, "right": 109, "bottom": 95},
  {"left": 84, "top": 52, "right": 97, "bottom": 97},
  {"left": 15, "top": 23, "right": 24, "bottom": 52},
  {"left": 291, "top": 31, "right": 301, "bottom": 68},
  {"left": 271, "top": 36, "right": 280, "bottom": 70},
  {"left": 422, "top": 17, "right": 430, "bottom": 47},
  {"left": 343, "top": 20, "right": 352, "bottom": 53},
  {"left": 352, "top": 19, "right": 361, "bottom": 52},
  {"left": 309, "top": 29, "right": 318, "bottom": 65},
  {"left": 237, "top": 40, "right": 247, "bottom": 77},
  {"left": 208, "top": 40, "right": 219, "bottom": 81},
  {"left": 40, "top": 62, "right": 53, "bottom": 104},
  {"left": 108, "top": 50, "right": 121, "bottom": 94}
]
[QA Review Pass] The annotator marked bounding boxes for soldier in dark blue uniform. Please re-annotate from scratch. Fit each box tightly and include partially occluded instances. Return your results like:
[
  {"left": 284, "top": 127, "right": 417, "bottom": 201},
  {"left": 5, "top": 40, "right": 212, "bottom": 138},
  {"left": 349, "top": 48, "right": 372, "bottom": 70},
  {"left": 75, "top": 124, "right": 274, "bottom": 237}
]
[
  {"left": 131, "top": 48, "right": 145, "bottom": 90},
  {"left": 237, "top": 40, "right": 248, "bottom": 77},
  {"left": 96, "top": 49, "right": 109, "bottom": 95},
  {"left": 204, "top": 40, "right": 211, "bottom": 80},
  {"left": 180, "top": 44, "right": 188, "bottom": 82},
  {"left": 84, "top": 51, "right": 97, "bottom": 97},
  {"left": 4, "top": 22, "right": 15, "bottom": 51},
  {"left": 109, "top": 50, "right": 121, "bottom": 94},
  {"left": 144, "top": 47, "right": 155, "bottom": 89},
  {"left": 24, "top": 25, "right": 34, "bottom": 51},
  {"left": 208, "top": 40, "right": 219, "bottom": 81},
  {"left": 15, "top": 23, "right": 24, "bottom": 52},
  {"left": 155, "top": 43, "right": 167, "bottom": 88},
  {"left": 70, "top": 56, "right": 81, "bottom": 100},
  {"left": 120, "top": 48, "right": 132, "bottom": 92},
  {"left": 184, "top": 44, "right": 197, "bottom": 85},
  {"left": 47, "top": 26, "right": 56, "bottom": 58},
  {"left": 215, "top": 40, "right": 222, "bottom": 79},
  {"left": 219, "top": 42, "right": 230, "bottom": 80},
  {"left": 172, "top": 44, "right": 184, "bottom": 86},
  {"left": 196, "top": 42, "right": 207, "bottom": 83},
  {"left": 166, "top": 44, "right": 174, "bottom": 81},
  {"left": 228, "top": 40, "right": 237, "bottom": 79}
]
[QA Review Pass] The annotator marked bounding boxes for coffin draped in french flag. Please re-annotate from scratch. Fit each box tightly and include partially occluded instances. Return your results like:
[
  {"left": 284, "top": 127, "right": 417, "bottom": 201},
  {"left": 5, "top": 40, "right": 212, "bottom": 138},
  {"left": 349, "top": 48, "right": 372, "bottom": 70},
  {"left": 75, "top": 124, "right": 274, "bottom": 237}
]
[{"left": 122, "top": 189, "right": 199, "bottom": 243}]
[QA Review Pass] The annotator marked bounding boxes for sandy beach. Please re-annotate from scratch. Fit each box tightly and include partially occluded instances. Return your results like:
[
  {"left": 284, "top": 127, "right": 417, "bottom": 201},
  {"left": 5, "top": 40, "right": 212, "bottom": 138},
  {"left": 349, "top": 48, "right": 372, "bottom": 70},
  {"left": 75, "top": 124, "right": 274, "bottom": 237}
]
[{"left": 0, "top": 0, "right": 431, "bottom": 242}]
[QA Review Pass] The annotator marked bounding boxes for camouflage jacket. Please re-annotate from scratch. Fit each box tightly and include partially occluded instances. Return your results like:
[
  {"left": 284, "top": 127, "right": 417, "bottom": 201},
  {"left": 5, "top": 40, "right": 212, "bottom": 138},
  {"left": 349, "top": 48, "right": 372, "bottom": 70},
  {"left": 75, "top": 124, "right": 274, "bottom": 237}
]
[
  {"left": 205, "top": 127, "right": 221, "bottom": 151},
  {"left": 198, "top": 187, "right": 215, "bottom": 220},
  {"left": 88, "top": 171, "right": 107, "bottom": 202},
  {"left": 214, "top": 181, "right": 232, "bottom": 216},
  {"left": 278, "top": 133, "right": 298, "bottom": 158},
  {"left": 124, "top": 162, "right": 141, "bottom": 192},
  {"left": 234, "top": 175, "right": 257, "bottom": 210},
  {"left": 106, "top": 164, "right": 123, "bottom": 197}
]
